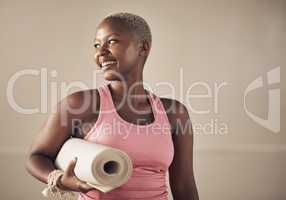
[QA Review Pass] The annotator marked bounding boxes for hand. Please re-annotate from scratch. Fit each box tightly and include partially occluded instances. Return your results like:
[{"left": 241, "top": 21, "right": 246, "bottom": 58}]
[{"left": 57, "top": 158, "right": 96, "bottom": 193}]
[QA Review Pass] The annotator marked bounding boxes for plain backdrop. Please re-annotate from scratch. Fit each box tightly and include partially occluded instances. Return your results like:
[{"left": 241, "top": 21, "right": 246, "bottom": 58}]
[{"left": 1, "top": 0, "right": 285, "bottom": 199}]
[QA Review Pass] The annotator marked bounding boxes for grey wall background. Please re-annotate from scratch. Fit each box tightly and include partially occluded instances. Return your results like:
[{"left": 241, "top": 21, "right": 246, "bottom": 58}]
[{"left": 1, "top": 0, "right": 285, "bottom": 199}]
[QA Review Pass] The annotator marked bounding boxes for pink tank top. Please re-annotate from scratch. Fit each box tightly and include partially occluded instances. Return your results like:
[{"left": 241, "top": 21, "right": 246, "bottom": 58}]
[{"left": 79, "top": 84, "right": 174, "bottom": 200}]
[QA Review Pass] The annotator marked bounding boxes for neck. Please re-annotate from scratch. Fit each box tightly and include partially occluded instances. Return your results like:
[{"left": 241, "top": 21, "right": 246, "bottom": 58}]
[{"left": 109, "top": 72, "right": 148, "bottom": 105}]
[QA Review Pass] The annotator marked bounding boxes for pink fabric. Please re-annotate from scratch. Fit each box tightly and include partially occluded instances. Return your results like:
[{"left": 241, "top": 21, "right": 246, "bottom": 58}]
[{"left": 79, "top": 84, "right": 174, "bottom": 200}]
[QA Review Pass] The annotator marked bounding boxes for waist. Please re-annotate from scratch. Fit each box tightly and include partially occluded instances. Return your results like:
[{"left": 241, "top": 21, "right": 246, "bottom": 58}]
[
  {"left": 79, "top": 189, "right": 169, "bottom": 200},
  {"left": 79, "top": 169, "right": 168, "bottom": 200}
]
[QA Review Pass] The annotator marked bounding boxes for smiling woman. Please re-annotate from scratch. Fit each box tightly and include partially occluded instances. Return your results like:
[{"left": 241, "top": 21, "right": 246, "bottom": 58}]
[
  {"left": 25, "top": 12, "right": 199, "bottom": 200},
  {"left": 93, "top": 14, "right": 151, "bottom": 82}
]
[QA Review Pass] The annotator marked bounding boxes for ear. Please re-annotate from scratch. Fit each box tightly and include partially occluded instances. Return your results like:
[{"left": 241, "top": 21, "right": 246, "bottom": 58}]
[{"left": 138, "top": 40, "right": 150, "bottom": 57}]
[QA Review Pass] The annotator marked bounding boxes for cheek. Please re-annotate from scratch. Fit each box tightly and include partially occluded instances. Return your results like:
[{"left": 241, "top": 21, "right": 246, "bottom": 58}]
[
  {"left": 122, "top": 45, "right": 138, "bottom": 64},
  {"left": 94, "top": 53, "right": 100, "bottom": 65},
  {"left": 93, "top": 54, "right": 96, "bottom": 62}
]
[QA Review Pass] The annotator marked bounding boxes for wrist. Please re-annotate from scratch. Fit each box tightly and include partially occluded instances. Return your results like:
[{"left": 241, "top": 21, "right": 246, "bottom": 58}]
[
  {"left": 55, "top": 173, "right": 65, "bottom": 189},
  {"left": 47, "top": 169, "right": 64, "bottom": 190}
]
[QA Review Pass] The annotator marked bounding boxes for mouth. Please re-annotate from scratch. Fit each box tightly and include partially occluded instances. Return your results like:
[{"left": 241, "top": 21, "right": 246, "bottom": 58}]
[{"left": 101, "top": 60, "right": 117, "bottom": 71}]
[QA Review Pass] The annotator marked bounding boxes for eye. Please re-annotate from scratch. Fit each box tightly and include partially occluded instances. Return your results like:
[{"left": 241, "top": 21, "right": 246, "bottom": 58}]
[
  {"left": 94, "top": 43, "right": 101, "bottom": 49},
  {"left": 108, "top": 39, "right": 118, "bottom": 45}
]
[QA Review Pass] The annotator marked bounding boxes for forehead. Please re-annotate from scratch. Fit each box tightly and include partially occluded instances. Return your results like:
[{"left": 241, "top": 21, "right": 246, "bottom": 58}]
[{"left": 94, "top": 19, "right": 134, "bottom": 41}]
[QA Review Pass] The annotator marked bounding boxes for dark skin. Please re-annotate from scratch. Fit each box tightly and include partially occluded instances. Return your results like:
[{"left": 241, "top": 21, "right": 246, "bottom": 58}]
[{"left": 25, "top": 18, "right": 199, "bottom": 199}]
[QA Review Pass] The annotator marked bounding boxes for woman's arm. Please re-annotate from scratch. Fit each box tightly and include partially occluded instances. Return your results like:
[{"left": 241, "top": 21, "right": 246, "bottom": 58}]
[
  {"left": 161, "top": 98, "right": 199, "bottom": 200},
  {"left": 25, "top": 90, "right": 99, "bottom": 192}
]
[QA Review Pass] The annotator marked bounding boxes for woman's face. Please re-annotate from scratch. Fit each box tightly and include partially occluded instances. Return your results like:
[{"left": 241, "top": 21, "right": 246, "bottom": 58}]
[{"left": 93, "top": 19, "right": 141, "bottom": 81}]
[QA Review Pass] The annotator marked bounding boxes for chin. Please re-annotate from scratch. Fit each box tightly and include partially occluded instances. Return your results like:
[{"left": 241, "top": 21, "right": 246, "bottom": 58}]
[
  {"left": 103, "top": 69, "right": 123, "bottom": 81},
  {"left": 103, "top": 71, "right": 121, "bottom": 81}
]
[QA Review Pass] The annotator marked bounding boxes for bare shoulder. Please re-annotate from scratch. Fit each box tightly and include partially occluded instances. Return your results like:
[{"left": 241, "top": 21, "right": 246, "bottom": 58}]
[
  {"left": 159, "top": 97, "right": 190, "bottom": 133},
  {"left": 61, "top": 89, "right": 100, "bottom": 113},
  {"left": 54, "top": 88, "right": 101, "bottom": 138}
]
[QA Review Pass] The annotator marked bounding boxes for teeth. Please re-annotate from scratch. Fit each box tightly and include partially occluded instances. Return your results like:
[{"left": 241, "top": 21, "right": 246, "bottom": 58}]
[
  {"left": 102, "top": 61, "right": 117, "bottom": 67},
  {"left": 102, "top": 66, "right": 111, "bottom": 71}
]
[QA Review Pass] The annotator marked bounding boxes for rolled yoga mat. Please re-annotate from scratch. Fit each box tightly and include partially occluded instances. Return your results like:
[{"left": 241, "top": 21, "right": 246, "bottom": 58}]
[{"left": 55, "top": 138, "right": 133, "bottom": 193}]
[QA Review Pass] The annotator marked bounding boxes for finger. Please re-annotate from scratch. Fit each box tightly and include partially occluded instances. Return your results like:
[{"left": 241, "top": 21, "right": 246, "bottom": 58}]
[
  {"left": 65, "top": 157, "right": 77, "bottom": 176},
  {"left": 78, "top": 182, "right": 95, "bottom": 193}
]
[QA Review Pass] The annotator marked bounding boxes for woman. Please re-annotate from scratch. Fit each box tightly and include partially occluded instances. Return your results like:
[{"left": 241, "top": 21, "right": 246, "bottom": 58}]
[{"left": 26, "top": 12, "right": 199, "bottom": 200}]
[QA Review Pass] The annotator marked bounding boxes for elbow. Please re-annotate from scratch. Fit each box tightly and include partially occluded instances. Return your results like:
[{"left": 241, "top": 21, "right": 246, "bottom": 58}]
[
  {"left": 24, "top": 151, "right": 46, "bottom": 176},
  {"left": 25, "top": 153, "right": 35, "bottom": 176},
  {"left": 24, "top": 152, "right": 53, "bottom": 184}
]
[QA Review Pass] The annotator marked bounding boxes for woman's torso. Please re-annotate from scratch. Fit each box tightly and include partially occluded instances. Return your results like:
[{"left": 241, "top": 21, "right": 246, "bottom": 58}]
[{"left": 78, "top": 84, "right": 174, "bottom": 200}]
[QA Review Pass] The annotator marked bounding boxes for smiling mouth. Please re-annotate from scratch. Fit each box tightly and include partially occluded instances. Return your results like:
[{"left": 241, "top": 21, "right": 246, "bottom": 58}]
[{"left": 101, "top": 61, "right": 117, "bottom": 70}]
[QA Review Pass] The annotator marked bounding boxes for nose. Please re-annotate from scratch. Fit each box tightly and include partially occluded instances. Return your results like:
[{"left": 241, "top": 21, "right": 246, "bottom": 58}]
[
  {"left": 94, "top": 44, "right": 111, "bottom": 66},
  {"left": 96, "top": 43, "right": 110, "bottom": 56}
]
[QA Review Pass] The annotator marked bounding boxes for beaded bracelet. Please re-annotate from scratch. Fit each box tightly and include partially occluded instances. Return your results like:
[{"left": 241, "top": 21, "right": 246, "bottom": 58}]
[{"left": 42, "top": 169, "right": 76, "bottom": 200}]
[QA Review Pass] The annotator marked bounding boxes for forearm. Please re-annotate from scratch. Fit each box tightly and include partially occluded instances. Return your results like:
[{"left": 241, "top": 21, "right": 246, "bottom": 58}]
[{"left": 25, "top": 153, "right": 56, "bottom": 184}]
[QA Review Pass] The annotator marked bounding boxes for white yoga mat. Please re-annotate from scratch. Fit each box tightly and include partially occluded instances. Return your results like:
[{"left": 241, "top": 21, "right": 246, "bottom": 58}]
[{"left": 55, "top": 138, "right": 133, "bottom": 193}]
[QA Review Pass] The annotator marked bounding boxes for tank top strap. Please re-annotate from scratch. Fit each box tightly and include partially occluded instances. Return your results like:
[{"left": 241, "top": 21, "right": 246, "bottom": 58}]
[
  {"left": 145, "top": 90, "right": 159, "bottom": 114},
  {"left": 97, "top": 84, "right": 116, "bottom": 114},
  {"left": 146, "top": 90, "right": 172, "bottom": 129},
  {"left": 84, "top": 84, "right": 114, "bottom": 139}
]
